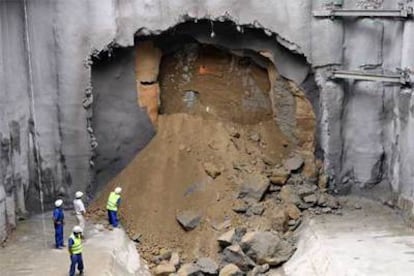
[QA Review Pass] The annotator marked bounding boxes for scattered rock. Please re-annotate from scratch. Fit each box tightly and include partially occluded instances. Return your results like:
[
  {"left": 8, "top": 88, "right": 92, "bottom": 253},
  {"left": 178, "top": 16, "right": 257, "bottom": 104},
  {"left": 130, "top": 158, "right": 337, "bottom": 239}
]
[
  {"left": 279, "top": 186, "right": 302, "bottom": 206},
  {"left": 318, "top": 193, "right": 340, "bottom": 209},
  {"left": 222, "top": 244, "right": 255, "bottom": 271},
  {"left": 219, "top": 264, "right": 243, "bottom": 276},
  {"left": 269, "top": 168, "right": 290, "bottom": 186},
  {"left": 176, "top": 210, "right": 202, "bottom": 231},
  {"left": 303, "top": 194, "right": 318, "bottom": 204},
  {"left": 179, "top": 144, "right": 186, "bottom": 151},
  {"left": 283, "top": 155, "right": 304, "bottom": 172},
  {"left": 284, "top": 204, "right": 301, "bottom": 220},
  {"left": 177, "top": 263, "right": 201, "bottom": 276},
  {"left": 271, "top": 208, "right": 289, "bottom": 232},
  {"left": 296, "top": 184, "right": 317, "bottom": 197},
  {"left": 250, "top": 263, "right": 270, "bottom": 275},
  {"left": 170, "top": 252, "right": 180, "bottom": 268},
  {"left": 153, "top": 261, "right": 176, "bottom": 275},
  {"left": 239, "top": 173, "right": 270, "bottom": 202},
  {"left": 353, "top": 203, "right": 362, "bottom": 210},
  {"left": 203, "top": 162, "right": 221, "bottom": 179},
  {"left": 196, "top": 257, "right": 218, "bottom": 274},
  {"left": 248, "top": 203, "right": 265, "bottom": 216},
  {"left": 232, "top": 200, "right": 249, "bottom": 213},
  {"left": 240, "top": 231, "right": 296, "bottom": 266},
  {"left": 218, "top": 228, "right": 236, "bottom": 247}
]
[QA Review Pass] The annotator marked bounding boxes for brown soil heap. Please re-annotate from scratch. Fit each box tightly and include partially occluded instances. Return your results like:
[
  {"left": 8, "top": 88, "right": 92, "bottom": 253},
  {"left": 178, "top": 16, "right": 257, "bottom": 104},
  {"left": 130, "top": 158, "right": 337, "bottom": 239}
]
[{"left": 90, "top": 44, "right": 320, "bottom": 264}]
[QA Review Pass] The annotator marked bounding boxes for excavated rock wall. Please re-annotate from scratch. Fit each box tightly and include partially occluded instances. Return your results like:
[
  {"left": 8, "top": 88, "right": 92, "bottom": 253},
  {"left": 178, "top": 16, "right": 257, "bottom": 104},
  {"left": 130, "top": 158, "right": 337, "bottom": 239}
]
[{"left": 1, "top": 0, "right": 414, "bottom": 241}]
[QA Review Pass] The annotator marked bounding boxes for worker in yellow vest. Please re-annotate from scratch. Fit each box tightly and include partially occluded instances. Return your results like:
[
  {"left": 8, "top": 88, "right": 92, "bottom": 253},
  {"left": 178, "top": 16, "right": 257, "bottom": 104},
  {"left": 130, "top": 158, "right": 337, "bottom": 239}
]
[
  {"left": 68, "top": 225, "right": 84, "bottom": 276},
  {"left": 107, "top": 187, "right": 122, "bottom": 227}
]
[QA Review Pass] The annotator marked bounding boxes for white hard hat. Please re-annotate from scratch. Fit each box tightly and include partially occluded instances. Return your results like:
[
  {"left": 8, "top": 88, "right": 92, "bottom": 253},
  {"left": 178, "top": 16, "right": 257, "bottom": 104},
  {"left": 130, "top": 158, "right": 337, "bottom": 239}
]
[
  {"left": 75, "top": 191, "right": 83, "bottom": 198},
  {"left": 55, "top": 199, "right": 63, "bottom": 207},
  {"left": 114, "top": 187, "right": 122, "bottom": 194},
  {"left": 73, "top": 225, "right": 83, "bottom": 233}
]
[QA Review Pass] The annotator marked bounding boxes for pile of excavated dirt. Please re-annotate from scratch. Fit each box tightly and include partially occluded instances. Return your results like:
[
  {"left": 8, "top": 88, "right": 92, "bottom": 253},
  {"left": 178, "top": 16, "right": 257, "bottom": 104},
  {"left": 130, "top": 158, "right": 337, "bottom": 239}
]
[
  {"left": 91, "top": 113, "right": 292, "bottom": 259},
  {"left": 89, "top": 42, "right": 334, "bottom": 274}
]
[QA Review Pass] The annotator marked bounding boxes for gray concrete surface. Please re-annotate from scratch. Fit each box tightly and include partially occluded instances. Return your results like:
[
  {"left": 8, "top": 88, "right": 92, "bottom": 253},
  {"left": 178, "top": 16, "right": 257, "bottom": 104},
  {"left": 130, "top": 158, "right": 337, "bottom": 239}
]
[
  {"left": 1, "top": 0, "right": 414, "bottom": 241},
  {"left": 284, "top": 196, "right": 414, "bottom": 276},
  {"left": 0, "top": 213, "right": 149, "bottom": 276}
]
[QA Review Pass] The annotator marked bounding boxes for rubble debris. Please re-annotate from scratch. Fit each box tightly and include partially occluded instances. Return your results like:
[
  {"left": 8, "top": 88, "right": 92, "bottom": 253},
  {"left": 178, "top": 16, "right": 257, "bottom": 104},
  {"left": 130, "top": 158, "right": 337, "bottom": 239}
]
[
  {"left": 153, "top": 261, "right": 176, "bottom": 275},
  {"left": 170, "top": 252, "right": 180, "bottom": 268},
  {"left": 177, "top": 263, "right": 201, "bottom": 276},
  {"left": 269, "top": 167, "right": 290, "bottom": 186},
  {"left": 196, "top": 257, "right": 219, "bottom": 274},
  {"left": 284, "top": 155, "right": 304, "bottom": 172},
  {"left": 219, "top": 263, "right": 243, "bottom": 276},
  {"left": 285, "top": 203, "right": 301, "bottom": 220},
  {"left": 218, "top": 228, "right": 236, "bottom": 247},
  {"left": 222, "top": 244, "right": 256, "bottom": 271},
  {"left": 279, "top": 185, "right": 302, "bottom": 206},
  {"left": 176, "top": 210, "right": 202, "bottom": 231},
  {"left": 240, "top": 231, "right": 295, "bottom": 266},
  {"left": 232, "top": 200, "right": 249, "bottom": 213},
  {"left": 239, "top": 173, "right": 270, "bottom": 202}
]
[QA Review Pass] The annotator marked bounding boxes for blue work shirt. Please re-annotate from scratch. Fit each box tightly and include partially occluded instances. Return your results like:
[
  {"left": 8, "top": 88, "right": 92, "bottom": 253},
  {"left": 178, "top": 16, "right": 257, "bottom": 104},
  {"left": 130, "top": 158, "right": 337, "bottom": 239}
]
[{"left": 53, "top": 207, "right": 64, "bottom": 224}]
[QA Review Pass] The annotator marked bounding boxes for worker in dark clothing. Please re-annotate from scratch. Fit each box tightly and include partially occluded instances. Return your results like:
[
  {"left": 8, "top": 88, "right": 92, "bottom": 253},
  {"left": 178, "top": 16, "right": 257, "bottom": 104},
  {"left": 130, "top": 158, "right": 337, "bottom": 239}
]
[
  {"left": 68, "top": 225, "right": 84, "bottom": 276},
  {"left": 53, "top": 199, "right": 65, "bottom": 249},
  {"left": 106, "top": 187, "right": 122, "bottom": 227}
]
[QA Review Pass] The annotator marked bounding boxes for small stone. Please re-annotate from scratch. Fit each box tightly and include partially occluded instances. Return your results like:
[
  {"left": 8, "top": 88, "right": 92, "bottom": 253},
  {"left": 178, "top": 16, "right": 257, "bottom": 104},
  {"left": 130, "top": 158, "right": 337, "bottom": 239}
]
[
  {"left": 353, "top": 203, "right": 362, "bottom": 210},
  {"left": 249, "top": 203, "right": 265, "bottom": 216},
  {"left": 280, "top": 186, "right": 302, "bottom": 206},
  {"left": 271, "top": 208, "right": 289, "bottom": 232},
  {"left": 203, "top": 162, "right": 221, "bottom": 179},
  {"left": 176, "top": 210, "right": 202, "bottom": 231},
  {"left": 179, "top": 144, "right": 186, "bottom": 151},
  {"left": 285, "top": 203, "right": 301, "bottom": 220},
  {"left": 177, "top": 263, "right": 201, "bottom": 276},
  {"left": 211, "top": 219, "right": 231, "bottom": 231},
  {"left": 219, "top": 264, "right": 243, "bottom": 276},
  {"left": 222, "top": 244, "right": 255, "bottom": 271},
  {"left": 303, "top": 194, "right": 318, "bottom": 204},
  {"left": 232, "top": 200, "right": 249, "bottom": 213},
  {"left": 251, "top": 263, "right": 270, "bottom": 275},
  {"left": 284, "top": 155, "right": 304, "bottom": 172},
  {"left": 170, "top": 252, "right": 180, "bottom": 268},
  {"left": 196, "top": 257, "right": 218, "bottom": 274},
  {"left": 153, "top": 261, "right": 176, "bottom": 275},
  {"left": 218, "top": 228, "right": 236, "bottom": 247},
  {"left": 321, "top": 207, "right": 332, "bottom": 214},
  {"left": 269, "top": 168, "right": 290, "bottom": 186}
]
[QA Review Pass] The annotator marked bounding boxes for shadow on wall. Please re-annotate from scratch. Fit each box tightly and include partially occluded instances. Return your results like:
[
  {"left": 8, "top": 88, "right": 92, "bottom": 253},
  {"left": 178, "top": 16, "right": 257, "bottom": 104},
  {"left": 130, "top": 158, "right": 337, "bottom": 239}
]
[{"left": 91, "top": 47, "right": 155, "bottom": 195}]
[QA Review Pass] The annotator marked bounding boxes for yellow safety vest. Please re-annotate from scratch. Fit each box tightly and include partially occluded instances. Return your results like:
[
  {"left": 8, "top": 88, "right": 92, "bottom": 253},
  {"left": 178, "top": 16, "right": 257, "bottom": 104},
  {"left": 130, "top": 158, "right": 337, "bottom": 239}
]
[
  {"left": 106, "top": 192, "right": 120, "bottom": 211},
  {"left": 69, "top": 234, "right": 82, "bottom": 254}
]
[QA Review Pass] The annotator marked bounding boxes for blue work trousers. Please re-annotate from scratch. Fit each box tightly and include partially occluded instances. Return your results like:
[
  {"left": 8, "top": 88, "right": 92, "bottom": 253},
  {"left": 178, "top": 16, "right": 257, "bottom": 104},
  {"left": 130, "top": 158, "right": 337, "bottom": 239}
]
[
  {"left": 69, "top": 253, "right": 84, "bottom": 276},
  {"left": 107, "top": 210, "right": 119, "bottom": 227},
  {"left": 54, "top": 223, "right": 64, "bottom": 248}
]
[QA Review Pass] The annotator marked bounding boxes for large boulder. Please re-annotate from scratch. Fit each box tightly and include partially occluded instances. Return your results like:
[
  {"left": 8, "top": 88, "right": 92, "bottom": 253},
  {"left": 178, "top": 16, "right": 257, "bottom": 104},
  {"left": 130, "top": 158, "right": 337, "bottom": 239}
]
[
  {"left": 239, "top": 173, "right": 270, "bottom": 202},
  {"left": 176, "top": 210, "right": 202, "bottom": 231},
  {"left": 240, "top": 231, "right": 295, "bottom": 266}
]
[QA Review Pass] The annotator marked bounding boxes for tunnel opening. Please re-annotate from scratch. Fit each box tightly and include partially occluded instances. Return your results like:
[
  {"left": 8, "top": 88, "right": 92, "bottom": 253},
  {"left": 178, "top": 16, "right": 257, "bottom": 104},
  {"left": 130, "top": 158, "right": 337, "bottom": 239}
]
[{"left": 90, "top": 19, "right": 325, "bottom": 267}]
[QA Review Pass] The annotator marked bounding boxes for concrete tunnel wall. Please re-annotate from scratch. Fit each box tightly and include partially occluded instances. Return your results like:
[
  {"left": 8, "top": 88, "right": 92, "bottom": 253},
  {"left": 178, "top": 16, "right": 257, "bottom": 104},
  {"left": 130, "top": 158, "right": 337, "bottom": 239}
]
[{"left": 1, "top": 0, "right": 414, "bottom": 241}]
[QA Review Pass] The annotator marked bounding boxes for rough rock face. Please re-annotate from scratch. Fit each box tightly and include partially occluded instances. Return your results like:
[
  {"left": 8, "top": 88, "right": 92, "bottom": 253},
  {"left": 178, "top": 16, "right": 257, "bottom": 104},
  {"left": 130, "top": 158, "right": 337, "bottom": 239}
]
[{"left": 0, "top": 0, "right": 413, "bottom": 240}]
